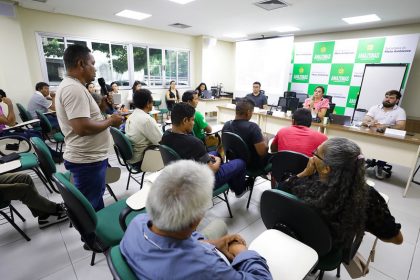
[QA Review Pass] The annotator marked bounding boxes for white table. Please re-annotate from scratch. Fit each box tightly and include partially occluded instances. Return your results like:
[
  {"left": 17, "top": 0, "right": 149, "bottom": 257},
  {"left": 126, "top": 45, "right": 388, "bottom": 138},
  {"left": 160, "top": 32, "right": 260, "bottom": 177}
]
[
  {"left": 126, "top": 171, "right": 162, "bottom": 210},
  {"left": 324, "top": 124, "right": 420, "bottom": 197},
  {"left": 207, "top": 124, "right": 223, "bottom": 135},
  {"left": 249, "top": 229, "right": 318, "bottom": 280},
  {"left": 196, "top": 98, "right": 232, "bottom": 114},
  {"left": 126, "top": 182, "right": 152, "bottom": 210},
  {"left": 3, "top": 119, "right": 40, "bottom": 131}
]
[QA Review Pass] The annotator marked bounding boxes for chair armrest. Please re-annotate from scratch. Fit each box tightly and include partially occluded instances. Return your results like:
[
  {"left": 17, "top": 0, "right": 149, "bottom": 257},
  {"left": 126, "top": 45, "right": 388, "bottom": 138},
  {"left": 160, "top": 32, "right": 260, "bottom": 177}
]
[{"left": 0, "top": 135, "right": 32, "bottom": 155}]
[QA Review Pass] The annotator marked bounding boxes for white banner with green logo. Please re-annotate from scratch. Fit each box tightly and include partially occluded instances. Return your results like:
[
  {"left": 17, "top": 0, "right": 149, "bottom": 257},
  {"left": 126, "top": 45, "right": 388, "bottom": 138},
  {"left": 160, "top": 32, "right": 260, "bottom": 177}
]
[{"left": 288, "top": 34, "right": 419, "bottom": 115}]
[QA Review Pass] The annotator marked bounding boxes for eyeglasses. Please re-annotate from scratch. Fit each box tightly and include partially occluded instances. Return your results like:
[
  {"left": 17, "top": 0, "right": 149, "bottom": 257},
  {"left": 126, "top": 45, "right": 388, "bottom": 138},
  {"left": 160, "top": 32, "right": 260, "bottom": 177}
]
[{"left": 312, "top": 149, "right": 324, "bottom": 161}]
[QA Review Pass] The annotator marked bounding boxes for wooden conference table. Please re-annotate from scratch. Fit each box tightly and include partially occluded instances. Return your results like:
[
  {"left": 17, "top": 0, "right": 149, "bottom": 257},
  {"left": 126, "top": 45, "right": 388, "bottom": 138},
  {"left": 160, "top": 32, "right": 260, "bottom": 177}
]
[{"left": 217, "top": 105, "right": 420, "bottom": 197}]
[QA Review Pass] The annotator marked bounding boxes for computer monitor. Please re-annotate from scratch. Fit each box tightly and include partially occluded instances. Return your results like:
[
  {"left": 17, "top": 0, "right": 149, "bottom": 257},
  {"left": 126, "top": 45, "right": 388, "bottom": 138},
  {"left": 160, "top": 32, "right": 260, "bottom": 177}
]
[
  {"left": 277, "top": 97, "right": 299, "bottom": 113},
  {"left": 211, "top": 87, "right": 219, "bottom": 98},
  {"left": 201, "top": 90, "right": 212, "bottom": 99},
  {"left": 329, "top": 114, "right": 351, "bottom": 126},
  {"left": 284, "top": 91, "right": 296, "bottom": 98},
  {"left": 278, "top": 97, "right": 287, "bottom": 112}
]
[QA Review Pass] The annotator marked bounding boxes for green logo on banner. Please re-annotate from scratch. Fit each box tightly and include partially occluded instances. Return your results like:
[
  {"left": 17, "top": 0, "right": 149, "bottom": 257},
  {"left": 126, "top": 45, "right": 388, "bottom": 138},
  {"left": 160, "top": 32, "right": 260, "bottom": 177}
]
[
  {"left": 312, "top": 41, "right": 335, "bottom": 63},
  {"left": 329, "top": 64, "right": 353, "bottom": 85},
  {"left": 346, "top": 86, "right": 360, "bottom": 108},
  {"left": 292, "top": 64, "right": 311, "bottom": 83},
  {"left": 355, "top": 38, "right": 385, "bottom": 63},
  {"left": 308, "top": 84, "right": 328, "bottom": 97}
]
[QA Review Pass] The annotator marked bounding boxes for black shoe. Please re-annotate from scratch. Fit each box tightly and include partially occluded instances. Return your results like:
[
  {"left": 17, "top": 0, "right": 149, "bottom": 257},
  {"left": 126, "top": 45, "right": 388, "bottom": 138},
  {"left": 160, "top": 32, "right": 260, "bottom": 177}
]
[
  {"left": 38, "top": 212, "right": 68, "bottom": 229},
  {"left": 52, "top": 152, "right": 64, "bottom": 164}
]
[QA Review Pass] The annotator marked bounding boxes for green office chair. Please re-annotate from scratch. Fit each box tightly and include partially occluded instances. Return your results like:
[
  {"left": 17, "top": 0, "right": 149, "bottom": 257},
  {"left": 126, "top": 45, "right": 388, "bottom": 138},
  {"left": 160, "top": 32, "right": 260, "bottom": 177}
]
[
  {"left": 153, "top": 99, "right": 169, "bottom": 122},
  {"left": 30, "top": 137, "right": 119, "bottom": 202},
  {"left": 260, "top": 189, "right": 363, "bottom": 280},
  {"left": 222, "top": 131, "right": 272, "bottom": 209},
  {"left": 0, "top": 135, "right": 55, "bottom": 194},
  {"left": 16, "top": 103, "right": 33, "bottom": 123},
  {"left": 160, "top": 144, "right": 233, "bottom": 218},
  {"left": 110, "top": 127, "right": 164, "bottom": 190},
  {"left": 35, "top": 110, "right": 64, "bottom": 153},
  {"left": 53, "top": 172, "right": 144, "bottom": 266},
  {"left": 16, "top": 103, "right": 41, "bottom": 131},
  {"left": 270, "top": 151, "right": 309, "bottom": 186},
  {"left": 106, "top": 245, "right": 137, "bottom": 280}
]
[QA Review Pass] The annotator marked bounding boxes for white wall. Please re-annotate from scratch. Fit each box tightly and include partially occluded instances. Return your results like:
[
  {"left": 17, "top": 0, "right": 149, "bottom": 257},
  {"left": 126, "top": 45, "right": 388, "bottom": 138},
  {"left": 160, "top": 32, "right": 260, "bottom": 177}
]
[
  {"left": 295, "top": 23, "right": 420, "bottom": 118},
  {"left": 201, "top": 37, "right": 236, "bottom": 91},
  {"left": 0, "top": 14, "right": 33, "bottom": 116}
]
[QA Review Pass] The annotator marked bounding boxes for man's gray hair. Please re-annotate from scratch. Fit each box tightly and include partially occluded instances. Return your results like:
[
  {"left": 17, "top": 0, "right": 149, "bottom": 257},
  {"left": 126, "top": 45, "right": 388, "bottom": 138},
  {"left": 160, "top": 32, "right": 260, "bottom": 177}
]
[{"left": 146, "top": 160, "right": 214, "bottom": 232}]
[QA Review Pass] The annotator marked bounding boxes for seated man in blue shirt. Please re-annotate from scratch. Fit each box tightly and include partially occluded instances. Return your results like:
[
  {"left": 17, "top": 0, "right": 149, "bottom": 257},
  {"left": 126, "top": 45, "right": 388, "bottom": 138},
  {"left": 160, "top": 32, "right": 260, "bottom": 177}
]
[
  {"left": 245, "top": 81, "right": 268, "bottom": 109},
  {"left": 120, "top": 160, "right": 272, "bottom": 280}
]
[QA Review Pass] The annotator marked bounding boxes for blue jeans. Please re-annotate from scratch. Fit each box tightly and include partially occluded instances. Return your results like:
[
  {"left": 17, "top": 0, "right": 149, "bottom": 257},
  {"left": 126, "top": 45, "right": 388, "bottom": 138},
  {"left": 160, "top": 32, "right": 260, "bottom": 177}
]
[
  {"left": 64, "top": 159, "right": 108, "bottom": 211},
  {"left": 209, "top": 152, "right": 246, "bottom": 195},
  {"left": 46, "top": 115, "right": 59, "bottom": 129}
]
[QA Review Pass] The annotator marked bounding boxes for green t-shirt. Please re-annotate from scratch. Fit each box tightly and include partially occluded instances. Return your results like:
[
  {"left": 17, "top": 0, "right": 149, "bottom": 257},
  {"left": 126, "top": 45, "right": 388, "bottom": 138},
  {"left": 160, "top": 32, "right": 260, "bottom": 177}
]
[{"left": 193, "top": 111, "right": 208, "bottom": 140}]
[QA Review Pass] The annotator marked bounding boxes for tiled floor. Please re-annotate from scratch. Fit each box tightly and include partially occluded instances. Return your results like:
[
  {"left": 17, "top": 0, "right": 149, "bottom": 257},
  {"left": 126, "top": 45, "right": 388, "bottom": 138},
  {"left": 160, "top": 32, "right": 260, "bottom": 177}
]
[{"left": 1, "top": 151, "right": 420, "bottom": 279}]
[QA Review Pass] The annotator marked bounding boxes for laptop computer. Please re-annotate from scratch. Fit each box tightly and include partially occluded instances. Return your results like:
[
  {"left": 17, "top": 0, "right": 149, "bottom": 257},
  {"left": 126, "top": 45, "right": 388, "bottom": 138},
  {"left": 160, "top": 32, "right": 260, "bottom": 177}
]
[
  {"left": 201, "top": 90, "right": 212, "bottom": 99},
  {"left": 329, "top": 114, "right": 351, "bottom": 126}
]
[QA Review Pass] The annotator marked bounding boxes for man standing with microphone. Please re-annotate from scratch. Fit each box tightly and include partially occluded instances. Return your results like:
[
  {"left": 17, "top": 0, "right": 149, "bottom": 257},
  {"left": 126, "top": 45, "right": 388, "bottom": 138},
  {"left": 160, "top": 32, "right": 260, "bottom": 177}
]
[{"left": 55, "top": 44, "right": 123, "bottom": 211}]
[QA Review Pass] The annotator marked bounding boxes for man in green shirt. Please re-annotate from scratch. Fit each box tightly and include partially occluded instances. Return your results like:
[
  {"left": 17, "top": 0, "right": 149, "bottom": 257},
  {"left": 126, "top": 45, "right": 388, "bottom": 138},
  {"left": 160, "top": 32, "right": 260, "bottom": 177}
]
[{"left": 182, "top": 90, "right": 212, "bottom": 141}]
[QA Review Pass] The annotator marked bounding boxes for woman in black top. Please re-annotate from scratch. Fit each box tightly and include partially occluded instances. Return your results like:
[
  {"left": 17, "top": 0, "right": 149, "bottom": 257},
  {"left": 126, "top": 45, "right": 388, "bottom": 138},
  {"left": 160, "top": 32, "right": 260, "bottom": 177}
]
[
  {"left": 195, "top": 82, "right": 207, "bottom": 97},
  {"left": 165, "top": 80, "right": 179, "bottom": 112},
  {"left": 281, "top": 137, "right": 402, "bottom": 250}
]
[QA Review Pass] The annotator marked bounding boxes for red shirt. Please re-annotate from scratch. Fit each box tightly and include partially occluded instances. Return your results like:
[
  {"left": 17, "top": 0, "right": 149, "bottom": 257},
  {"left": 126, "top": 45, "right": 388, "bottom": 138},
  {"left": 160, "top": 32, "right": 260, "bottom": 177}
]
[{"left": 272, "top": 125, "right": 328, "bottom": 157}]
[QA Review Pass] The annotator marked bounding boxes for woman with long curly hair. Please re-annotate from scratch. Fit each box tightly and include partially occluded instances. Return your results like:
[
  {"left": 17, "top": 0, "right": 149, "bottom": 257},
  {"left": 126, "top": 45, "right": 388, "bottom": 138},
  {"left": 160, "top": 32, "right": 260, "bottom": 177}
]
[{"left": 282, "top": 137, "right": 403, "bottom": 250}]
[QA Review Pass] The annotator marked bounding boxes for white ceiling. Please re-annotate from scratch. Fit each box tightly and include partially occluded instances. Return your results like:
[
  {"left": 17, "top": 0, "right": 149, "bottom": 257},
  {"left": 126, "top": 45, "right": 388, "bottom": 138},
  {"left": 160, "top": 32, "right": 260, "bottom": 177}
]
[{"left": 16, "top": 0, "right": 420, "bottom": 41}]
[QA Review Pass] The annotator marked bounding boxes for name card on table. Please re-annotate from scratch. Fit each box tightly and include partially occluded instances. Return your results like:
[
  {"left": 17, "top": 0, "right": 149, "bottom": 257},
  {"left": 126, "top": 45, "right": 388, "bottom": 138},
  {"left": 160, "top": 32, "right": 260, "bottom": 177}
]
[
  {"left": 226, "top": 103, "right": 236, "bottom": 109},
  {"left": 384, "top": 128, "right": 406, "bottom": 138}
]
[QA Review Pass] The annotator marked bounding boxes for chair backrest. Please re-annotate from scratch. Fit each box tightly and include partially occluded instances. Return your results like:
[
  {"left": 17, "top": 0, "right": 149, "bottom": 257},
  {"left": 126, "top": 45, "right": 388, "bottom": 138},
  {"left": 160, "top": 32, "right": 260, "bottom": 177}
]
[
  {"left": 107, "top": 245, "right": 137, "bottom": 280},
  {"left": 325, "top": 103, "right": 336, "bottom": 118},
  {"left": 141, "top": 145, "right": 164, "bottom": 172},
  {"left": 110, "top": 127, "right": 134, "bottom": 163},
  {"left": 16, "top": 103, "right": 33, "bottom": 122},
  {"left": 153, "top": 100, "right": 162, "bottom": 107},
  {"left": 260, "top": 189, "right": 332, "bottom": 256},
  {"left": 221, "top": 131, "right": 250, "bottom": 164},
  {"left": 53, "top": 172, "right": 98, "bottom": 240},
  {"left": 0, "top": 135, "right": 31, "bottom": 156},
  {"left": 35, "top": 110, "right": 52, "bottom": 134},
  {"left": 30, "top": 137, "right": 56, "bottom": 178},
  {"left": 159, "top": 144, "right": 181, "bottom": 166},
  {"left": 270, "top": 151, "right": 309, "bottom": 183},
  {"left": 324, "top": 95, "right": 333, "bottom": 103},
  {"left": 284, "top": 91, "right": 296, "bottom": 98}
]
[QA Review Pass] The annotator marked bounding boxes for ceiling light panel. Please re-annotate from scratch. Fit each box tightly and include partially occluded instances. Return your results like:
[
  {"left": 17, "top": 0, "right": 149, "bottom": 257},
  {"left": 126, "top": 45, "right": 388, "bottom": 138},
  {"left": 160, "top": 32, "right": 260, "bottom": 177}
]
[
  {"left": 115, "top": 10, "right": 151, "bottom": 21},
  {"left": 342, "top": 14, "right": 381, "bottom": 24},
  {"left": 168, "top": 0, "right": 196, "bottom": 4},
  {"left": 272, "top": 26, "right": 300, "bottom": 32}
]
